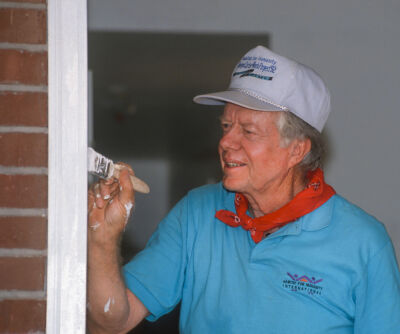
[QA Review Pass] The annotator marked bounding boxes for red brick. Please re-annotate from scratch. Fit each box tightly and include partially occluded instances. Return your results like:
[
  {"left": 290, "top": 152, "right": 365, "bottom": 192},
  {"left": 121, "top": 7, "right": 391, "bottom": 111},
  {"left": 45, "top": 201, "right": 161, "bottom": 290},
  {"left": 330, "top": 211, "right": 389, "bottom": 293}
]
[
  {"left": 0, "top": 175, "right": 47, "bottom": 208},
  {"left": 0, "top": 257, "right": 45, "bottom": 290},
  {"left": 0, "top": 8, "right": 46, "bottom": 44},
  {"left": 0, "top": 217, "right": 46, "bottom": 249},
  {"left": 0, "top": 92, "right": 47, "bottom": 126},
  {"left": 0, "top": 49, "right": 47, "bottom": 85},
  {"left": 0, "top": 300, "right": 46, "bottom": 332},
  {"left": 0, "top": 133, "right": 47, "bottom": 167}
]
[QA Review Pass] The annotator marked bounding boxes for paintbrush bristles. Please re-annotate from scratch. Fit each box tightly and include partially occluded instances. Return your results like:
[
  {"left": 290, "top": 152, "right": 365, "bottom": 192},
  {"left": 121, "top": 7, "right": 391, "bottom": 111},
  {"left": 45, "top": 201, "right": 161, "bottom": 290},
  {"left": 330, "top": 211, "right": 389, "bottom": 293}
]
[
  {"left": 88, "top": 147, "right": 114, "bottom": 179},
  {"left": 87, "top": 147, "right": 150, "bottom": 194}
]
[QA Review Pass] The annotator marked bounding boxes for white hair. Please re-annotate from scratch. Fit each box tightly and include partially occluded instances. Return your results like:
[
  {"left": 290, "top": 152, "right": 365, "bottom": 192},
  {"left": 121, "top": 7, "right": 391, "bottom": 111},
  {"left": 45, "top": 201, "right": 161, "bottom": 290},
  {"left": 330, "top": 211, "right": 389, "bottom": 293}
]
[{"left": 276, "top": 111, "right": 325, "bottom": 172}]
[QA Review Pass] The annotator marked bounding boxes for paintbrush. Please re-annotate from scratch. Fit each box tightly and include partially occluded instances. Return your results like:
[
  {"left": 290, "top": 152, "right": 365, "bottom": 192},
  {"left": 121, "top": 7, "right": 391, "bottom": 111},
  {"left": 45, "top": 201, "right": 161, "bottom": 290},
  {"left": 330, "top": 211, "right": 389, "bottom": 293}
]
[{"left": 88, "top": 147, "right": 150, "bottom": 194}]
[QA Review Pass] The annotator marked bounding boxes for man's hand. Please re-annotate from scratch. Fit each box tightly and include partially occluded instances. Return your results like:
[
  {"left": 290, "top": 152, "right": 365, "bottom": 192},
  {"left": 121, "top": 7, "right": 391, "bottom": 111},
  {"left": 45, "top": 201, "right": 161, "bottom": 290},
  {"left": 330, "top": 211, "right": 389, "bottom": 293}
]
[{"left": 88, "top": 165, "right": 135, "bottom": 246}]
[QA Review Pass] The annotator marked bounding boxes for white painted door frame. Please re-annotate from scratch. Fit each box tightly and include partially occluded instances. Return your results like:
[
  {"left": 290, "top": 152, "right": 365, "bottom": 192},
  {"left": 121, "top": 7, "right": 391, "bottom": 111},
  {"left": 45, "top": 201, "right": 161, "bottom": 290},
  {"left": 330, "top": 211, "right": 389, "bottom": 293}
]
[{"left": 47, "top": 0, "right": 88, "bottom": 332}]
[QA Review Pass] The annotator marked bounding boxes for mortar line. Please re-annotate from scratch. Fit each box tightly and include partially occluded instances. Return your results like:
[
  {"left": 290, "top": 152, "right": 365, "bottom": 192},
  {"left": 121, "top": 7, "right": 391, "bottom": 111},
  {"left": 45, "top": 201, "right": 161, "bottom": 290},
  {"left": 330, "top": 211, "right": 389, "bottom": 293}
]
[
  {"left": 0, "top": 166, "right": 48, "bottom": 175},
  {"left": 0, "top": 2, "right": 46, "bottom": 9},
  {"left": 0, "top": 84, "right": 47, "bottom": 92},
  {"left": 0, "top": 42, "right": 47, "bottom": 52},
  {"left": 0, "top": 126, "right": 48, "bottom": 133},
  {"left": 0, "top": 290, "right": 46, "bottom": 301},
  {"left": 0, "top": 248, "right": 47, "bottom": 257},
  {"left": 0, "top": 208, "right": 47, "bottom": 217}
]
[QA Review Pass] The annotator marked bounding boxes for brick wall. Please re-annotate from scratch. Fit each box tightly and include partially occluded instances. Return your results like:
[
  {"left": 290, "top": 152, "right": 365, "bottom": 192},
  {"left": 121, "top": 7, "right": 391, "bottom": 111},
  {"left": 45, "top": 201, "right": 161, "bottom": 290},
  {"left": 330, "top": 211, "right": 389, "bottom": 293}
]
[{"left": 0, "top": 0, "right": 48, "bottom": 333}]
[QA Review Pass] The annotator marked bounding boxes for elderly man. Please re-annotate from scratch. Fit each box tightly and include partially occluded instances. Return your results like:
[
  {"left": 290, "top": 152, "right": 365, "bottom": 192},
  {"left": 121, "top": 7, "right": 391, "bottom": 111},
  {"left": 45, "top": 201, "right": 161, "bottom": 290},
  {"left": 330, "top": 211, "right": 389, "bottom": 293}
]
[{"left": 87, "top": 46, "right": 400, "bottom": 333}]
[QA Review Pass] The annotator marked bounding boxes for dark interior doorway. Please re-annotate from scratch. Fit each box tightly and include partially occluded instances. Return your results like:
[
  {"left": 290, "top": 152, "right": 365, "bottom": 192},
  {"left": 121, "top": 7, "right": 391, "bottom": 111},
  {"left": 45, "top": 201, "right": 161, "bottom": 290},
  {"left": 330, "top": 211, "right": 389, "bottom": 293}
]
[{"left": 88, "top": 32, "right": 270, "bottom": 333}]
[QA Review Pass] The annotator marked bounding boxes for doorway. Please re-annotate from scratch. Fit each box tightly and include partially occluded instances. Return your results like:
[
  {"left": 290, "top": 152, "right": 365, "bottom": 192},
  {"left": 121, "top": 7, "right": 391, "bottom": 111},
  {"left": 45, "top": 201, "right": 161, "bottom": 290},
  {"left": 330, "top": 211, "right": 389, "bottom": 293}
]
[{"left": 88, "top": 32, "right": 270, "bottom": 333}]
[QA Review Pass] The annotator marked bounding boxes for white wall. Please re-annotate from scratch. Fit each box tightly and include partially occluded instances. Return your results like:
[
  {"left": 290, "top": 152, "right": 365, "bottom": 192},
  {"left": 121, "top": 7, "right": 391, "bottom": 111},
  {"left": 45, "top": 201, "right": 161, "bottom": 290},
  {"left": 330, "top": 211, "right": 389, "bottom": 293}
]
[{"left": 88, "top": 0, "right": 400, "bottom": 258}]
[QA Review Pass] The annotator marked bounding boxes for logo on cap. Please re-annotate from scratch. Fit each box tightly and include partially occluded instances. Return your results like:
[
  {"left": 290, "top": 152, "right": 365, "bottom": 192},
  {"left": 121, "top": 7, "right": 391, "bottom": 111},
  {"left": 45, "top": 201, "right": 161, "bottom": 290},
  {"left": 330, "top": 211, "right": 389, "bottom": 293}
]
[
  {"left": 233, "top": 55, "right": 277, "bottom": 81},
  {"left": 233, "top": 69, "right": 273, "bottom": 81}
]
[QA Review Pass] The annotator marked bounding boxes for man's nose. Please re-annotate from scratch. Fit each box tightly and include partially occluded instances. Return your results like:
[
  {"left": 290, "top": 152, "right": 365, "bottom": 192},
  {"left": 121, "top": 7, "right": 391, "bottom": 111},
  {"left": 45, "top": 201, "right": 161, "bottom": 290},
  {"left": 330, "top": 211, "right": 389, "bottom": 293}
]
[{"left": 219, "top": 127, "right": 241, "bottom": 150}]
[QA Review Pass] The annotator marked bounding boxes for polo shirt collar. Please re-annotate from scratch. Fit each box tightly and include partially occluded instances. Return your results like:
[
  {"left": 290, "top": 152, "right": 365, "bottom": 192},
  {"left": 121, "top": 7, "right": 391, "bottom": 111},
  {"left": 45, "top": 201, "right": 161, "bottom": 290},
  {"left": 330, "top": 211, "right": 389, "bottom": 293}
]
[
  {"left": 299, "top": 195, "right": 336, "bottom": 231},
  {"left": 223, "top": 186, "right": 236, "bottom": 211}
]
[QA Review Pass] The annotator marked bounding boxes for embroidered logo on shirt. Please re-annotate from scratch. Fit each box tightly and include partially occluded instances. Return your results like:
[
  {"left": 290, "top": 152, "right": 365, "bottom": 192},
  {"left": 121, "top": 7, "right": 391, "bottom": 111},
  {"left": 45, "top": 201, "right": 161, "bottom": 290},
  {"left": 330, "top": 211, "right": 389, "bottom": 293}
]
[{"left": 282, "top": 272, "right": 324, "bottom": 295}]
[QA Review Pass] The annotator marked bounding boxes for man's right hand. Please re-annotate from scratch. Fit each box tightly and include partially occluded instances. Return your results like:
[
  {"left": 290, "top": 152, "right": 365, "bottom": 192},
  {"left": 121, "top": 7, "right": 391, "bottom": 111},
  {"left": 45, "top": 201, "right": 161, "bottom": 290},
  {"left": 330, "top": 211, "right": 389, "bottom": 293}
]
[{"left": 88, "top": 166, "right": 135, "bottom": 246}]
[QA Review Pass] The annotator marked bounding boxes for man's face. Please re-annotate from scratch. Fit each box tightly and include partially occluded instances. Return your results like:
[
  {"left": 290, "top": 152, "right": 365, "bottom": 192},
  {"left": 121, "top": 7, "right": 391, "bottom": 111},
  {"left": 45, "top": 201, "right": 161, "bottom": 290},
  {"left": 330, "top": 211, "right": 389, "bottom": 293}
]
[{"left": 218, "top": 103, "right": 296, "bottom": 199}]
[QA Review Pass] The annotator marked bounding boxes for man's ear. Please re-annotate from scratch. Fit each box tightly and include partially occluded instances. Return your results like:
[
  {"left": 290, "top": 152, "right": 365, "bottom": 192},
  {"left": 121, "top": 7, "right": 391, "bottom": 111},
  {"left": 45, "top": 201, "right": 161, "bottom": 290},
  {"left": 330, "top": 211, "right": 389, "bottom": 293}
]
[{"left": 288, "top": 138, "right": 311, "bottom": 168}]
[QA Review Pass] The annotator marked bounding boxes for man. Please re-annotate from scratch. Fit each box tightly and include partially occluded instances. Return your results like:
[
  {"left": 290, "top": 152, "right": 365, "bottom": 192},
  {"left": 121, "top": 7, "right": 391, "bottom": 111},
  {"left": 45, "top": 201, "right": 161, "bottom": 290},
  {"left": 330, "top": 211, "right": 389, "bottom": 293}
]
[{"left": 87, "top": 46, "right": 400, "bottom": 333}]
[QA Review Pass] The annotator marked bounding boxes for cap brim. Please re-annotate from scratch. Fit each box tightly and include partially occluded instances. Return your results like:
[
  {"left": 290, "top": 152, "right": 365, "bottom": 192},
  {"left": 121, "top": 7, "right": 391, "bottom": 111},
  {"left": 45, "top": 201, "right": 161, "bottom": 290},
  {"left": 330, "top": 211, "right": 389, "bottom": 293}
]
[{"left": 193, "top": 90, "right": 285, "bottom": 112}]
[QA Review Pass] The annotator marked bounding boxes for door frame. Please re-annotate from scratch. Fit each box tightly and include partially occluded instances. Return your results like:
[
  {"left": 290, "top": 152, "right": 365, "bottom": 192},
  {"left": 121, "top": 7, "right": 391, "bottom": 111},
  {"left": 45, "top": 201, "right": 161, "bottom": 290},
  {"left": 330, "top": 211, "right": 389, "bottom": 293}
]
[{"left": 46, "top": 0, "right": 88, "bottom": 332}]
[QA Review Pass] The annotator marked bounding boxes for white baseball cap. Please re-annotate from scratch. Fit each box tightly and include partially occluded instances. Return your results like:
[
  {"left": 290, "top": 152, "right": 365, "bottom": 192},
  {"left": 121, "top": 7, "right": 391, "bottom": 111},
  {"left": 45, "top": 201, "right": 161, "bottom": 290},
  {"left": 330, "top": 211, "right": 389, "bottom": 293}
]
[{"left": 193, "top": 46, "right": 331, "bottom": 132}]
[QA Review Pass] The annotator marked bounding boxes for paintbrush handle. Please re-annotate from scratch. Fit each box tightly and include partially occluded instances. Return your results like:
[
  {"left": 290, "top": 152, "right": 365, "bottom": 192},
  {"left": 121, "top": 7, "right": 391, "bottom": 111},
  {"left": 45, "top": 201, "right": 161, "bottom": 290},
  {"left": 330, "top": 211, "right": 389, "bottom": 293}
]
[{"left": 113, "top": 164, "right": 150, "bottom": 194}]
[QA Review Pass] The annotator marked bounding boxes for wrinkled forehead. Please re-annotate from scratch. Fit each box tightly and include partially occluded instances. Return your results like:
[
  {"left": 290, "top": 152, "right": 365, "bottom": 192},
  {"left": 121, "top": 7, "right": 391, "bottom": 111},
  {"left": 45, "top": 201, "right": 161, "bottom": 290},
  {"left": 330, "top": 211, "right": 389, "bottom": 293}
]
[{"left": 221, "top": 102, "right": 283, "bottom": 124}]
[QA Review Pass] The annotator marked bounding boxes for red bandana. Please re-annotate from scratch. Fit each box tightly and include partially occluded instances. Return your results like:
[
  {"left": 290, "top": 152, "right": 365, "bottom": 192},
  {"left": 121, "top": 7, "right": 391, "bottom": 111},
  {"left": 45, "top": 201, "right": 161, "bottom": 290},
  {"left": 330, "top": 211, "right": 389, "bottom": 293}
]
[{"left": 215, "top": 168, "right": 335, "bottom": 243}]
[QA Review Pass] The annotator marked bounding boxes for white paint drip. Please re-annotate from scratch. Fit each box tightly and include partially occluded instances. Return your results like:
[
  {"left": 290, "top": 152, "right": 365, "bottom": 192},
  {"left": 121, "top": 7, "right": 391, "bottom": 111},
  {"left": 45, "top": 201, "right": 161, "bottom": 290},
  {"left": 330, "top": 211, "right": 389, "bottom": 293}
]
[
  {"left": 104, "top": 296, "right": 115, "bottom": 313},
  {"left": 104, "top": 297, "right": 111, "bottom": 313},
  {"left": 124, "top": 202, "right": 133, "bottom": 218},
  {"left": 90, "top": 222, "right": 101, "bottom": 231},
  {"left": 96, "top": 193, "right": 101, "bottom": 198},
  {"left": 103, "top": 194, "right": 110, "bottom": 200}
]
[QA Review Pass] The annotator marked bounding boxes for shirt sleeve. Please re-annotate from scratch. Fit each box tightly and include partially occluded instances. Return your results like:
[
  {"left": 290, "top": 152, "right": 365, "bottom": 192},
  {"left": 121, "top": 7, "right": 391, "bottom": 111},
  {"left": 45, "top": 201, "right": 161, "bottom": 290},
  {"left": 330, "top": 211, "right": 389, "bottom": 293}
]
[
  {"left": 354, "top": 239, "right": 400, "bottom": 333},
  {"left": 123, "top": 196, "right": 190, "bottom": 321}
]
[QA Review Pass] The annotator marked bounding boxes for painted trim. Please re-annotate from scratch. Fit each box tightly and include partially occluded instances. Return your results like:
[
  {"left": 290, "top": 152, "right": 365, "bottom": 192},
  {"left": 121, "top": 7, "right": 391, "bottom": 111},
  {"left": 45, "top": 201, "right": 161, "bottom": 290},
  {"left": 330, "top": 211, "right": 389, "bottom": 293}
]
[{"left": 47, "top": 0, "right": 88, "bottom": 333}]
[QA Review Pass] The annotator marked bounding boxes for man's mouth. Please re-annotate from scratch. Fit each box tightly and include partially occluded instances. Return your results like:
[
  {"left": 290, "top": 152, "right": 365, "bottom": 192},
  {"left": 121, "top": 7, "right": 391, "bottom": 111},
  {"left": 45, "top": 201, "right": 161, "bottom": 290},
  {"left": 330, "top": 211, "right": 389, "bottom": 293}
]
[{"left": 225, "top": 161, "right": 246, "bottom": 168}]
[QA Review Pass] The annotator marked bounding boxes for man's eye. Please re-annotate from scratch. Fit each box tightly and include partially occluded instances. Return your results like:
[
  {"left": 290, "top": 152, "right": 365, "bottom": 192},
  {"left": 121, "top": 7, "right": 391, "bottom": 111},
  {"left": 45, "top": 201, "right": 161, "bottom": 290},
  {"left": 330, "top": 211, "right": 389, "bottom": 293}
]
[{"left": 221, "top": 123, "right": 231, "bottom": 131}]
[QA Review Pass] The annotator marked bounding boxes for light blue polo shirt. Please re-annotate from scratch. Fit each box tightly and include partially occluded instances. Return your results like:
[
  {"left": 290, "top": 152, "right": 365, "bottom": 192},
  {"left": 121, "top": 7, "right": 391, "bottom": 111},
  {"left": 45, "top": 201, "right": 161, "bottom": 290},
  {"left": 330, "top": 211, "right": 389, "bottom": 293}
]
[{"left": 123, "top": 183, "right": 400, "bottom": 333}]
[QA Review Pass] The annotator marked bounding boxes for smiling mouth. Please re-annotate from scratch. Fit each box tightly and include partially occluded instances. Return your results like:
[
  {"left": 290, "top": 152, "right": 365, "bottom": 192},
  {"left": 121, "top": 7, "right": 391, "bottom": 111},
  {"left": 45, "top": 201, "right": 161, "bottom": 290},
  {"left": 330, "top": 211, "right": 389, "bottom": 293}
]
[{"left": 225, "top": 162, "right": 246, "bottom": 168}]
